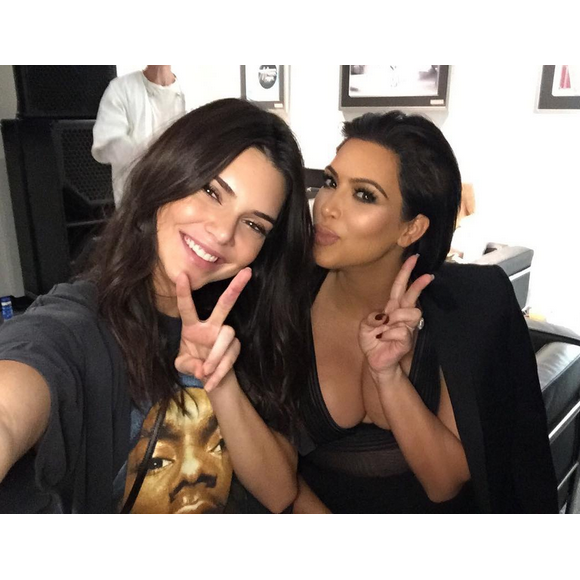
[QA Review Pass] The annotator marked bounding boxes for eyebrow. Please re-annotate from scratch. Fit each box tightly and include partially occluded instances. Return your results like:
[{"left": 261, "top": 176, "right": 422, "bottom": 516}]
[
  {"left": 214, "top": 175, "right": 277, "bottom": 225},
  {"left": 215, "top": 175, "right": 235, "bottom": 196},
  {"left": 325, "top": 165, "right": 389, "bottom": 200},
  {"left": 140, "top": 414, "right": 219, "bottom": 444},
  {"left": 141, "top": 421, "right": 179, "bottom": 442},
  {"left": 199, "top": 414, "right": 219, "bottom": 442}
]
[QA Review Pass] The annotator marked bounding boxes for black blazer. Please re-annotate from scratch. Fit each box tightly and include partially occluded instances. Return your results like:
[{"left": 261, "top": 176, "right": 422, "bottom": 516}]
[{"left": 421, "top": 262, "right": 558, "bottom": 513}]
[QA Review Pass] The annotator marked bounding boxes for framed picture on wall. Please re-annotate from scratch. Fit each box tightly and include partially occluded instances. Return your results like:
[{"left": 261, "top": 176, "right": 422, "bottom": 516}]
[
  {"left": 340, "top": 65, "right": 450, "bottom": 109},
  {"left": 240, "top": 65, "right": 285, "bottom": 109},
  {"left": 538, "top": 65, "right": 580, "bottom": 110}
]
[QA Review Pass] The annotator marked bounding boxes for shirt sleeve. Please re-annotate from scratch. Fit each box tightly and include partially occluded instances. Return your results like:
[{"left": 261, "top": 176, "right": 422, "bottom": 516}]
[
  {"left": 0, "top": 301, "right": 88, "bottom": 492},
  {"left": 91, "top": 79, "right": 141, "bottom": 168}
]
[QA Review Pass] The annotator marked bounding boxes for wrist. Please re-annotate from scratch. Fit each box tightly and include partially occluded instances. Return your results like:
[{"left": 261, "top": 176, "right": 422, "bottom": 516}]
[
  {"left": 371, "top": 363, "right": 405, "bottom": 389},
  {"left": 206, "top": 368, "right": 239, "bottom": 400}
]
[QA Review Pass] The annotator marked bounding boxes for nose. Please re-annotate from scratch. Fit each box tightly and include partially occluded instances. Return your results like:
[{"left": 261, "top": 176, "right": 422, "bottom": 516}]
[
  {"left": 180, "top": 446, "right": 210, "bottom": 482},
  {"left": 168, "top": 447, "right": 217, "bottom": 502},
  {"left": 205, "top": 212, "right": 236, "bottom": 246},
  {"left": 317, "top": 187, "right": 342, "bottom": 220}
]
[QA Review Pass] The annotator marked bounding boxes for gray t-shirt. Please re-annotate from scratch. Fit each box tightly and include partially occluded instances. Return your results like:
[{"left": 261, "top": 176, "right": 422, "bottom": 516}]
[{"left": 0, "top": 281, "right": 271, "bottom": 513}]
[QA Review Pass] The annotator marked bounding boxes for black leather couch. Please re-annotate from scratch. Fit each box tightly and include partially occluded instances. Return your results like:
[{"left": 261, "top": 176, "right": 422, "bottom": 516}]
[
  {"left": 455, "top": 242, "right": 579, "bottom": 512},
  {"left": 472, "top": 244, "right": 534, "bottom": 310},
  {"left": 526, "top": 318, "right": 580, "bottom": 513}
]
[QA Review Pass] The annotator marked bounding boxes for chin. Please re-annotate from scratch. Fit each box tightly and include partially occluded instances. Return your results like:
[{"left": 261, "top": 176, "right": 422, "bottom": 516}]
[
  {"left": 181, "top": 265, "right": 246, "bottom": 291},
  {"left": 315, "top": 260, "right": 343, "bottom": 272},
  {"left": 313, "top": 247, "right": 338, "bottom": 270},
  {"left": 314, "top": 251, "right": 378, "bottom": 272},
  {"left": 169, "top": 270, "right": 214, "bottom": 292},
  {"left": 183, "top": 270, "right": 223, "bottom": 291}
]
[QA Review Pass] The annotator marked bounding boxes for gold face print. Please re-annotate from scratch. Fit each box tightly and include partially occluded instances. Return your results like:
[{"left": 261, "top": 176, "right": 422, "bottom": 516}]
[{"left": 123, "top": 388, "right": 232, "bottom": 513}]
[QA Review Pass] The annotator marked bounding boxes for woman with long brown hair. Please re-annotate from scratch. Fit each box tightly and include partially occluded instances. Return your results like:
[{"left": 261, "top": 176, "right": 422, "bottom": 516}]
[{"left": 0, "top": 98, "right": 313, "bottom": 513}]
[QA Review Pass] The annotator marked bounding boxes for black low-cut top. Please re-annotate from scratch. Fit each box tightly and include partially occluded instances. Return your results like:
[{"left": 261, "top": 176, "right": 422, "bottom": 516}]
[{"left": 297, "top": 268, "right": 477, "bottom": 513}]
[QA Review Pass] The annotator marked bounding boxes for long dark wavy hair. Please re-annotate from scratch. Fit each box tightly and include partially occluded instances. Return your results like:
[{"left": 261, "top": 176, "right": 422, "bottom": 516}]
[{"left": 83, "top": 98, "right": 313, "bottom": 439}]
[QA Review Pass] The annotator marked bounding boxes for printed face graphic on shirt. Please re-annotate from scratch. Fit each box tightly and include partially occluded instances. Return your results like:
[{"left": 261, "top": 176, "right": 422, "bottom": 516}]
[{"left": 123, "top": 387, "right": 232, "bottom": 513}]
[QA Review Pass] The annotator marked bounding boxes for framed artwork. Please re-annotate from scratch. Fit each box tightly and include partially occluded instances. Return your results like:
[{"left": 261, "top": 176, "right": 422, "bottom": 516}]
[
  {"left": 538, "top": 65, "right": 580, "bottom": 110},
  {"left": 340, "top": 65, "right": 450, "bottom": 109},
  {"left": 240, "top": 65, "right": 285, "bottom": 109}
]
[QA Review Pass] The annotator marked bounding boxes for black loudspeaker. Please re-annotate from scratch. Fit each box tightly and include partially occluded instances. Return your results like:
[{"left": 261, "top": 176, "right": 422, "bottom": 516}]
[
  {"left": 13, "top": 65, "right": 117, "bottom": 119},
  {"left": 1, "top": 118, "right": 114, "bottom": 297}
]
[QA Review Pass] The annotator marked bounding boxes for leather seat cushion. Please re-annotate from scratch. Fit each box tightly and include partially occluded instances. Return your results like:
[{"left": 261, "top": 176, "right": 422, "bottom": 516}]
[{"left": 537, "top": 342, "right": 580, "bottom": 428}]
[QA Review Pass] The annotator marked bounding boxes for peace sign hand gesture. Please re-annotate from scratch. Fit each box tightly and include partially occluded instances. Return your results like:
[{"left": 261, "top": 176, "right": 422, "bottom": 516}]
[
  {"left": 174, "top": 268, "right": 252, "bottom": 392},
  {"left": 359, "top": 254, "right": 433, "bottom": 381}
]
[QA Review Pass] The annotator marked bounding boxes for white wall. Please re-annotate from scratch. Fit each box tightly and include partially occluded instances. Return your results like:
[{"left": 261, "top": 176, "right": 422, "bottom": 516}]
[
  {"left": 1, "top": 65, "right": 579, "bottom": 329},
  {"left": 434, "top": 66, "right": 580, "bottom": 328},
  {"left": 0, "top": 65, "right": 23, "bottom": 297},
  {"left": 290, "top": 66, "right": 580, "bottom": 330},
  {"left": 288, "top": 65, "right": 580, "bottom": 329}
]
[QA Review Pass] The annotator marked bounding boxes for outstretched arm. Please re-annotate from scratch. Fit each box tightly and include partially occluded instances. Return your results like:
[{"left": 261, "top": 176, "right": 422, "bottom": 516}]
[{"left": 0, "top": 361, "right": 50, "bottom": 482}]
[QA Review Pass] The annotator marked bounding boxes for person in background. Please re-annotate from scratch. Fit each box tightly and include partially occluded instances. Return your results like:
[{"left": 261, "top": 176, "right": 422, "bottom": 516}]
[
  {"left": 92, "top": 65, "right": 191, "bottom": 206},
  {"left": 0, "top": 98, "right": 312, "bottom": 513},
  {"left": 293, "top": 110, "right": 557, "bottom": 513}
]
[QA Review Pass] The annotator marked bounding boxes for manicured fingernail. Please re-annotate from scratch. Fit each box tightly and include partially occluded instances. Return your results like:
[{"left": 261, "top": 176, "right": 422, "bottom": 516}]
[
  {"left": 415, "top": 253, "right": 420, "bottom": 258},
  {"left": 430, "top": 274, "right": 435, "bottom": 280}
]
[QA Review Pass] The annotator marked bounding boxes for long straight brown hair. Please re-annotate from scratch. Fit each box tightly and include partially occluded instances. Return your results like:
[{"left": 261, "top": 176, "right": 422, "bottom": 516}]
[{"left": 84, "top": 98, "right": 313, "bottom": 438}]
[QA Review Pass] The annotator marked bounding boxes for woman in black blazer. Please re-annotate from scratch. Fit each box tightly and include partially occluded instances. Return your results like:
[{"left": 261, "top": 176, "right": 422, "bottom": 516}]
[{"left": 294, "top": 110, "right": 557, "bottom": 513}]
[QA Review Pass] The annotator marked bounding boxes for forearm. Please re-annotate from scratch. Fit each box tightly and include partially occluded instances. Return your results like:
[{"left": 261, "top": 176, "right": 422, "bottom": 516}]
[
  {"left": 92, "top": 87, "right": 142, "bottom": 167},
  {"left": 207, "top": 370, "right": 298, "bottom": 513},
  {"left": 0, "top": 420, "right": 18, "bottom": 482},
  {"left": 375, "top": 366, "right": 470, "bottom": 502},
  {"left": 92, "top": 134, "right": 142, "bottom": 168},
  {"left": 0, "top": 361, "right": 51, "bottom": 482},
  {"left": 293, "top": 475, "right": 332, "bottom": 514}
]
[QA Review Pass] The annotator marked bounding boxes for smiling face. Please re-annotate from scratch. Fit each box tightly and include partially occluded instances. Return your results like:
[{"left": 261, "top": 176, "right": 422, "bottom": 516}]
[
  {"left": 313, "top": 138, "right": 426, "bottom": 271},
  {"left": 153, "top": 147, "right": 286, "bottom": 303}
]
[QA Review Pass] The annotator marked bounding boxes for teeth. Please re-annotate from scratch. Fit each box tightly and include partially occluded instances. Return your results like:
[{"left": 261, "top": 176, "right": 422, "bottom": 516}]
[{"left": 184, "top": 236, "right": 218, "bottom": 263}]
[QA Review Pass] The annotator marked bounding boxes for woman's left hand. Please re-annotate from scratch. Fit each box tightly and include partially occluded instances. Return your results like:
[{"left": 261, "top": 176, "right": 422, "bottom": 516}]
[
  {"left": 359, "top": 254, "right": 433, "bottom": 380},
  {"left": 174, "top": 268, "right": 251, "bottom": 392}
]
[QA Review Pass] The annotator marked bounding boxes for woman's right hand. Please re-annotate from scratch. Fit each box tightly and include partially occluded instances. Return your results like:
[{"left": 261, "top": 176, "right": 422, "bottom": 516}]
[
  {"left": 359, "top": 254, "right": 433, "bottom": 381},
  {"left": 174, "top": 268, "right": 251, "bottom": 392}
]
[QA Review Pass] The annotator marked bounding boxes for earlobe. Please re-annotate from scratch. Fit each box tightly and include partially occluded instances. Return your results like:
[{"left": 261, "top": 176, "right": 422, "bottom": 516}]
[{"left": 397, "top": 214, "right": 430, "bottom": 249}]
